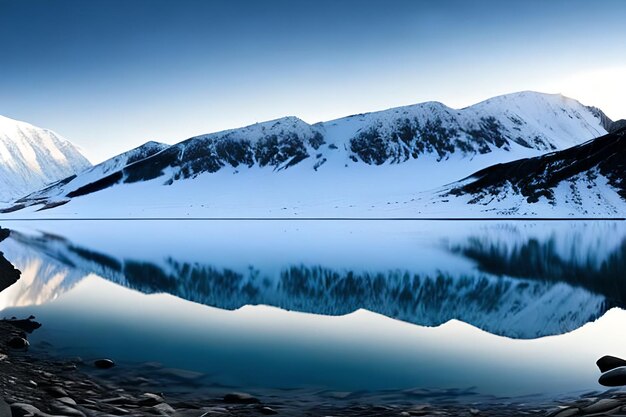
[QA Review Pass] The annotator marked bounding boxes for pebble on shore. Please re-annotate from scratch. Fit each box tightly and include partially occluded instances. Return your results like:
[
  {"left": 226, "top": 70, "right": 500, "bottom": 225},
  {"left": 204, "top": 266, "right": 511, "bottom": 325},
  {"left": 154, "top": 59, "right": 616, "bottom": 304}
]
[{"left": 94, "top": 358, "right": 115, "bottom": 369}]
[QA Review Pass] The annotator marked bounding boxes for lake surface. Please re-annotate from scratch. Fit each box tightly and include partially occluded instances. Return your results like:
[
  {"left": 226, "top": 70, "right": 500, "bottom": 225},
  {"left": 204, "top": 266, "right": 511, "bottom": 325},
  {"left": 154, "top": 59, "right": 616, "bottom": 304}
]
[{"left": 0, "top": 220, "right": 625, "bottom": 403}]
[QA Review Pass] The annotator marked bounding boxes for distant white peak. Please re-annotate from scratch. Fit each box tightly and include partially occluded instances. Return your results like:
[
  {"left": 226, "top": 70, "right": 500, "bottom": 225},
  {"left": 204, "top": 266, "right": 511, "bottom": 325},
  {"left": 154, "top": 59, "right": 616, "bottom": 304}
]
[
  {"left": 0, "top": 114, "right": 92, "bottom": 202},
  {"left": 469, "top": 91, "right": 585, "bottom": 109},
  {"left": 0, "top": 114, "right": 76, "bottom": 145},
  {"left": 0, "top": 114, "right": 35, "bottom": 134},
  {"left": 237, "top": 116, "right": 312, "bottom": 131}
]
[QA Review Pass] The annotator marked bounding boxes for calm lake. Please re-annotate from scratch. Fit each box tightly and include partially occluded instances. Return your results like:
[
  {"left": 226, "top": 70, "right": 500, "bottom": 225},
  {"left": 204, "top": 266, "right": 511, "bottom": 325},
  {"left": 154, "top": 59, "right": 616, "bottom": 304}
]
[{"left": 0, "top": 220, "right": 624, "bottom": 403}]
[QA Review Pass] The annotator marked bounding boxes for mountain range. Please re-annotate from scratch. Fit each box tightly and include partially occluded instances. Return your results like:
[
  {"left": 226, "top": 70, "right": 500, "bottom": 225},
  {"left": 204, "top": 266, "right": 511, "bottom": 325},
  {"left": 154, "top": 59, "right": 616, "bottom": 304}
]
[{"left": 0, "top": 91, "right": 623, "bottom": 217}]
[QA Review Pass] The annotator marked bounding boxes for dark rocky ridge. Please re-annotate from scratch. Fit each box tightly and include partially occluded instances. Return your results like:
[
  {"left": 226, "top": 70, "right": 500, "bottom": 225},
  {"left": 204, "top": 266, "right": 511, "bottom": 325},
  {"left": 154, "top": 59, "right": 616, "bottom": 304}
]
[
  {"left": 587, "top": 106, "right": 614, "bottom": 132},
  {"left": 610, "top": 119, "right": 626, "bottom": 133},
  {"left": 448, "top": 127, "right": 626, "bottom": 204},
  {"left": 348, "top": 115, "right": 516, "bottom": 164},
  {"left": 123, "top": 121, "right": 325, "bottom": 184}
]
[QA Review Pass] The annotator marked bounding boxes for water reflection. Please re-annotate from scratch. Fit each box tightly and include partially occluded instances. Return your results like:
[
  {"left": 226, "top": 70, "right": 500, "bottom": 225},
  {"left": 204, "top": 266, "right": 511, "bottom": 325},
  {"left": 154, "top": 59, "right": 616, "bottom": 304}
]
[
  {"left": 1, "top": 221, "right": 624, "bottom": 339},
  {"left": 456, "top": 237, "right": 626, "bottom": 306}
]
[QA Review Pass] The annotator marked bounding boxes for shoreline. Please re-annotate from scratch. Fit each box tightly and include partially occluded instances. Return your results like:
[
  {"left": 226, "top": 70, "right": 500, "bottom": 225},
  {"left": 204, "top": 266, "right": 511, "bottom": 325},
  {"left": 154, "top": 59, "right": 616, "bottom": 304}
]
[
  {"left": 2, "top": 319, "right": 626, "bottom": 416},
  {"left": 1, "top": 217, "right": 625, "bottom": 221}
]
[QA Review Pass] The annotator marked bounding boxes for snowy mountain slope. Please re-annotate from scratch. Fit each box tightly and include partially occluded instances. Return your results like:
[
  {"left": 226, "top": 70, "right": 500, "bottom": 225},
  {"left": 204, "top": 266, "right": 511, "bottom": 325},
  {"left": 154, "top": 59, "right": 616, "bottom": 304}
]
[
  {"left": 9, "top": 141, "right": 168, "bottom": 211},
  {"left": 425, "top": 126, "right": 626, "bottom": 217},
  {"left": 2, "top": 228, "right": 612, "bottom": 339},
  {"left": 0, "top": 115, "right": 91, "bottom": 202},
  {"left": 0, "top": 91, "right": 612, "bottom": 216}
]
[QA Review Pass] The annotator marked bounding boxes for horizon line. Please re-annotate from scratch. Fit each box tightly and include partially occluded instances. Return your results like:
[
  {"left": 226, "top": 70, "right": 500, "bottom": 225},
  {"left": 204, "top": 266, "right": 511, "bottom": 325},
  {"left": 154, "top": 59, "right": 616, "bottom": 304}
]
[{"left": 1, "top": 217, "right": 624, "bottom": 222}]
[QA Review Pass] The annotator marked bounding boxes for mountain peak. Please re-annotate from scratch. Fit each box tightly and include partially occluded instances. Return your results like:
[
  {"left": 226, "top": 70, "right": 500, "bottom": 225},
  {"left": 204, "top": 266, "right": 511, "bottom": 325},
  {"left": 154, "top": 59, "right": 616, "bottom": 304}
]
[
  {"left": 193, "top": 115, "right": 313, "bottom": 142},
  {"left": 0, "top": 114, "right": 91, "bottom": 202},
  {"left": 471, "top": 90, "right": 583, "bottom": 108},
  {"left": 0, "top": 114, "right": 39, "bottom": 134}
]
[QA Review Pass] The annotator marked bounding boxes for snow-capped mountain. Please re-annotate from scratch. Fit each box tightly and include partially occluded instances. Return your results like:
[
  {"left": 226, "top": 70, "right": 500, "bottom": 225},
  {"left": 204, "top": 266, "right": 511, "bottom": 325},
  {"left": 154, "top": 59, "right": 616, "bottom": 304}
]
[
  {"left": 429, "top": 126, "right": 626, "bottom": 216},
  {"left": 0, "top": 92, "right": 613, "bottom": 217},
  {"left": 116, "top": 91, "right": 607, "bottom": 181},
  {"left": 0, "top": 115, "right": 91, "bottom": 202},
  {"left": 10, "top": 141, "right": 168, "bottom": 211}
]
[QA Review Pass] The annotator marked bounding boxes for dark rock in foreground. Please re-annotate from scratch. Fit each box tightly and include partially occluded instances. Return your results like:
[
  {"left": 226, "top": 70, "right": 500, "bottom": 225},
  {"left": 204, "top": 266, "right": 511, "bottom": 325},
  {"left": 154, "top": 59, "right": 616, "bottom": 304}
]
[
  {"left": 6, "top": 337, "right": 29, "bottom": 350},
  {"left": 597, "top": 355, "right": 626, "bottom": 373},
  {"left": 3, "top": 317, "right": 41, "bottom": 334},
  {"left": 599, "top": 366, "right": 626, "bottom": 387},
  {"left": 0, "top": 227, "right": 20, "bottom": 292}
]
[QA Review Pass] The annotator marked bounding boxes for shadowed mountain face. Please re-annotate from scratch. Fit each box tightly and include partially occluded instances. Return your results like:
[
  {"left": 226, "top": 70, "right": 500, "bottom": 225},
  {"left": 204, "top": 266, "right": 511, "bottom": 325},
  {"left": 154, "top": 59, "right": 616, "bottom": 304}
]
[
  {"left": 448, "top": 127, "right": 626, "bottom": 205},
  {"left": 3, "top": 224, "right": 624, "bottom": 339},
  {"left": 609, "top": 119, "right": 626, "bottom": 133}
]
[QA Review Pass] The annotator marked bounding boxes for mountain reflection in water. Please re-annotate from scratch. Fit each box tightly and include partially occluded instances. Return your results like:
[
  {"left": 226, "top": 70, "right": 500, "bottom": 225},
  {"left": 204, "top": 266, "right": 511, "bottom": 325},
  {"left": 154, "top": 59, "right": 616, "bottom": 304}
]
[{"left": 1, "top": 220, "right": 624, "bottom": 339}]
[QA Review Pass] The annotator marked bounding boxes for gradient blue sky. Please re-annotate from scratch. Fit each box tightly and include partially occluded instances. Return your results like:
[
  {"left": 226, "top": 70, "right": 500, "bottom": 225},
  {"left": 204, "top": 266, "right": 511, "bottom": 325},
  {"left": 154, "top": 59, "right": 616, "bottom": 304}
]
[{"left": 1, "top": 0, "right": 625, "bottom": 163}]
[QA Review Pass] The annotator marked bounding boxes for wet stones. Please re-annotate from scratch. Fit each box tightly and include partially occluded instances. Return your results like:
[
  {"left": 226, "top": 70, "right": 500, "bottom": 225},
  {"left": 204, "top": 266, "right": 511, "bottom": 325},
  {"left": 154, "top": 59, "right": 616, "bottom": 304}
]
[
  {"left": 599, "top": 367, "right": 626, "bottom": 387},
  {"left": 138, "top": 392, "right": 165, "bottom": 406},
  {"left": 580, "top": 398, "right": 622, "bottom": 414},
  {"left": 153, "top": 402, "right": 176, "bottom": 415},
  {"left": 45, "top": 385, "right": 69, "bottom": 398},
  {"left": 94, "top": 358, "right": 115, "bottom": 369},
  {"left": 9, "top": 403, "right": 43, "bottom": 417},
  {"left": 597, "top": 355, "right": 626, "bottom": 387},
  {"left": 551, "top": 407, "right": 579, "bottom": 417},
  {"left": 50, "top": 403, "right": 85, "bottom": 417},
  {"left": 223, "top": 392, "right": 261, "bottom": 404}
]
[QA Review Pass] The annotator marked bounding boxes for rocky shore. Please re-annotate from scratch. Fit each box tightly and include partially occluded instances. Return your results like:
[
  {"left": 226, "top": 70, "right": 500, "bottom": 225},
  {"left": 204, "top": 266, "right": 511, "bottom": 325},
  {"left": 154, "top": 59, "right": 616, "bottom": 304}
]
[{"left": 3, "top": 318, "right": 626, "bottom": 416}]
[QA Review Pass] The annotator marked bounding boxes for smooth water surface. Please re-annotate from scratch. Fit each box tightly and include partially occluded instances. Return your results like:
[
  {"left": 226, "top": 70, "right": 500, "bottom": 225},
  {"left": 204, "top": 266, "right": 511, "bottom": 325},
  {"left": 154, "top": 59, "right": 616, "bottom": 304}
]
[{"left": 0, "top": 220, "right": 625, "bottom": 400}]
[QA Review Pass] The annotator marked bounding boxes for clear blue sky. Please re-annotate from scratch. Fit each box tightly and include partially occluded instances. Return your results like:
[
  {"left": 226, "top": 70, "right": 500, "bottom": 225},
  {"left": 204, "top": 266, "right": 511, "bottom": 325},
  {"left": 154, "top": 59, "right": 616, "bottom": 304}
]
[{"left": 1, "top": 0, "right": 625, "bottom": 163}]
